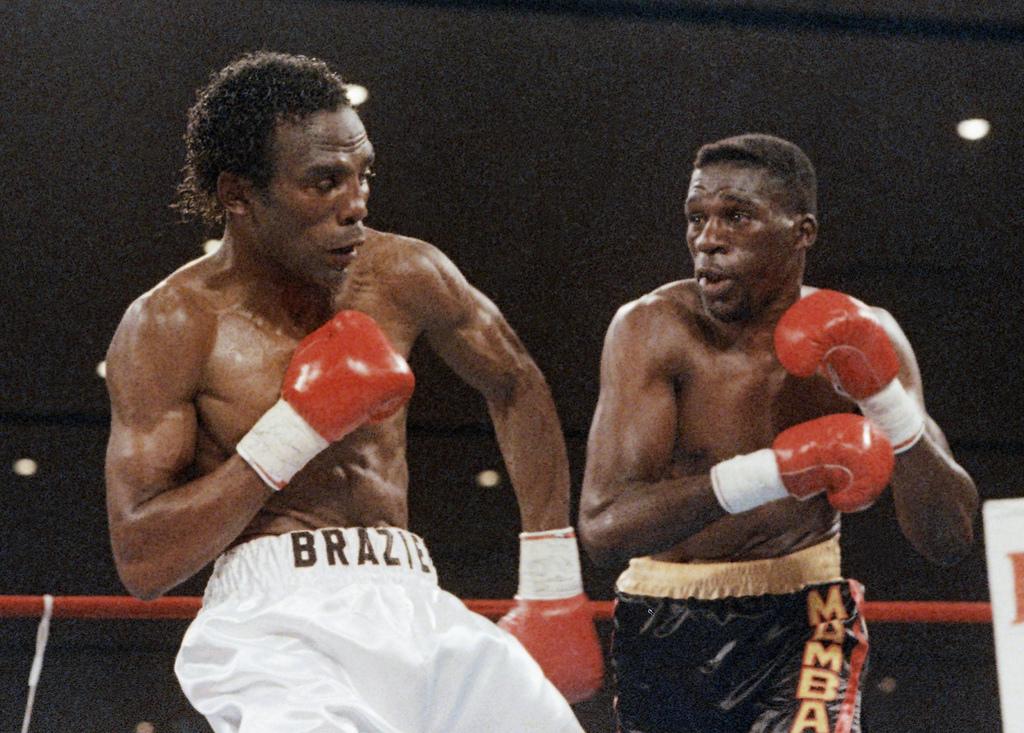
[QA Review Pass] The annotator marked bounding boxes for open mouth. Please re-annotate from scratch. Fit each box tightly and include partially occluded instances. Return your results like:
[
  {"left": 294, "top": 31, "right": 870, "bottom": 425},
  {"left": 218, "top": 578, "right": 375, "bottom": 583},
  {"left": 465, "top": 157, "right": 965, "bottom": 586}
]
[
  {"left": 327, "top": 239, "right": 364, "bottom": 257},
  {"left": 324, "top": 243, "right": 361, "bottom": 268},
  {"left": 699, "top": 267, "right": 732, "bottom": 284},
  {"left": 698, "top": 269, "right": 735, "bottom": 297}
]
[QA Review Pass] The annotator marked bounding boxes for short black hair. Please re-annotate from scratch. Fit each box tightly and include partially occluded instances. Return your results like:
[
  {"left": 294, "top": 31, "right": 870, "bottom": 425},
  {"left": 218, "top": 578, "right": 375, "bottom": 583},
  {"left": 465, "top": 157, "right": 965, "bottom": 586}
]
[
  {"left": 175, "top": 51, "right": 350, "bottom": 224},
  {"left": 693, "top": 134, "right": 817, "bottom": 217}
]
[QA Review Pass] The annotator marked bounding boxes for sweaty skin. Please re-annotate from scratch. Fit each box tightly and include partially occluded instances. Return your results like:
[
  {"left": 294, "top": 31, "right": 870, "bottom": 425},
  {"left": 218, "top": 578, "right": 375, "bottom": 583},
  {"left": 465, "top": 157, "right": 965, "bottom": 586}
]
[
  {"left": 579, "top": 163, "right": 978, "bottom": 569},
  {"left": 105, "top": 108, "right": 570, "bottom": 600}
]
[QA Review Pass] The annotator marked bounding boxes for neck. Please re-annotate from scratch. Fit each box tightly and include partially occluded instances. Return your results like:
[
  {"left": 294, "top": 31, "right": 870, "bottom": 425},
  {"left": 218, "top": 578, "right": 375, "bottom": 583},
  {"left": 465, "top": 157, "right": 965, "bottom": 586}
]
[
  {"left": 704, "top": 276, "right": 805, "bottom": 352},
  {"left": 216, "top": 228, "right": 335, "bottom": 336}
]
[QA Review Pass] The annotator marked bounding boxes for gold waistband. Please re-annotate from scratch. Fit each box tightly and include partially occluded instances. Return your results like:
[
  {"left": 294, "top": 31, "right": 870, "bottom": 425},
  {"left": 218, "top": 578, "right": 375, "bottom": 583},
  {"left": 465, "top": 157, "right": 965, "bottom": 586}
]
[{"left": 615, "top": 535, "right": 842, "bottom": 600}]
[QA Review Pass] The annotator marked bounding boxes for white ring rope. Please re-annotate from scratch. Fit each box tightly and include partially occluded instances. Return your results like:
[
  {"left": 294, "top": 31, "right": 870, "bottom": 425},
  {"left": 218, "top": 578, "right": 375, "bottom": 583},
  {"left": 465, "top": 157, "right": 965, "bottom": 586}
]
[{"left": 21, "top": 593, "right": 53, "bottom": 733}]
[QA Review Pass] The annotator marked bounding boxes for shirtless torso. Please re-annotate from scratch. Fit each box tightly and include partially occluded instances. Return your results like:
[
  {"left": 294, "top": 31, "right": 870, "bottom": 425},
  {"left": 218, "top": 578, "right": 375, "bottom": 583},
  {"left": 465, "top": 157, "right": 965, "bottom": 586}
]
[
  {"left": 644, "top": 280, "right": 851, "bottom": 563},
  {"left": 107, "top": 208, "right": 568, "bottom": 599},
  {"left": 152, "top": 229, "right": 468, "bottom": 540},
  {"left": 579, "top": 155, "right": 976, "bottom": 570}
]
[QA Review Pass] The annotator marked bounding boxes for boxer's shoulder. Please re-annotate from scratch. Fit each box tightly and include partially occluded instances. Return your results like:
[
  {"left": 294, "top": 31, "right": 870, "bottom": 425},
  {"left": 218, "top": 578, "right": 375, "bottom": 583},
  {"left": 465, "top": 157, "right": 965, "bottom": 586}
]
[
  {"left": 109, "top": 257, "right": 226, "bottom": 380},
  {"left": 348, "top": 228, "right": 464, "bottom": 300},
  {"left": 609, "top": 280, "right": 707, "bottom": 356},
  {"left": 614, "top": 279, "right": 691, "bottom": 321},
  {"left": 357, "top": 228, "right": 444, "bottom": 269}
]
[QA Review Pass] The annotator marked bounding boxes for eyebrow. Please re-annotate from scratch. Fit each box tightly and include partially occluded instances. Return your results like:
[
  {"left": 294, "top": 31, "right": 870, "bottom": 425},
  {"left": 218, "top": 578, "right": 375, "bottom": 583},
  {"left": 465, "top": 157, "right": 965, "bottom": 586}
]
[
  {"left": 687, "top": 189, "right": 760, "bottom": 205},
  {"left": 305, "top": 153, "right": 375, "bottom": 178},
  {"left": 720, "top": 192, "right": 759, "bottom": 205}
]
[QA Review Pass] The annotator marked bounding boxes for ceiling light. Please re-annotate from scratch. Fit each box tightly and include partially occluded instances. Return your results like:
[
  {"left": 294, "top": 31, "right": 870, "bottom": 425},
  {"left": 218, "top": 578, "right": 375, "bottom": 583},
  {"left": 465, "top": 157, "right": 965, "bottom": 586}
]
[
  {"left": 13, "top": 458, "right": 38, "bottom": 477},
  {"left": 346, "top": 84, "right": 369, "bottom": 106},
  {"left": 476, "top": 469, "right": 501, "bottom": 488},
  {"left": 876, "top": 676, "right": 898, "bottom": 694},
  {"left": 957, "top": 118, "right": 990, "bottom": 141}
]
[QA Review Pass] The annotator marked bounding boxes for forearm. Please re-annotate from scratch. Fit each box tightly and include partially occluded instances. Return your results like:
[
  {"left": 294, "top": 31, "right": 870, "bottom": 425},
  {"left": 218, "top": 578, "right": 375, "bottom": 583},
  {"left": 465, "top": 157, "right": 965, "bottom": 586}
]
[
  {"left": 580, "top": 472, "right": 725, "bottom": 567},
  {"left": 889, "top": 430, "right": 978, "bottom": 565},
  {"left": 108, "top": 456, "right": 272, "bottom": 599},
  {"left": 488, "top": 372, "right": 571, "bottom": 532}
]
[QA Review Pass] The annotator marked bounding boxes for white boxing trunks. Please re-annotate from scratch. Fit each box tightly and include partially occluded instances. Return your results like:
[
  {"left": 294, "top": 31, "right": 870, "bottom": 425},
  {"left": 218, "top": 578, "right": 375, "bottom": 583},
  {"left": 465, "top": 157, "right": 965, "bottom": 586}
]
[{"left": 175, "top": 527, "right": 584, "bottom": 733}]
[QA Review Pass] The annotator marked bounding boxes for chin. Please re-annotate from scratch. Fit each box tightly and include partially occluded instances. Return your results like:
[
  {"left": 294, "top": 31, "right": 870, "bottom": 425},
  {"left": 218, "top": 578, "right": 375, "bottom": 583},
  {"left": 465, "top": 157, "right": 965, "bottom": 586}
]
[
  {"left": 313, "top": 266, "right": 352, "bottom": 288},
  {"left": 712, "top": 309, "right": 745, "bottom": 324},
  {"left": 701, "top": 294, "right": 747, "bottom": 324}
]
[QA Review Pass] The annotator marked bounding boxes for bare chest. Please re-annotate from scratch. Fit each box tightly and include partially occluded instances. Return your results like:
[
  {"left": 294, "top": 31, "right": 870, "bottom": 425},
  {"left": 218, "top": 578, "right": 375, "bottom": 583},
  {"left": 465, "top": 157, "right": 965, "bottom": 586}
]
[
  {"left": 190, "top": 283, "right": 424, "bottom": 460},
  {"left": 332, "top": 263, "right": 421, "bottom": 356},
  {"left": 194, "top": 310, "right": 298, "bottom": 458},
  {"left": 674, "top": 348, "right": 851, "bottom": 464}
]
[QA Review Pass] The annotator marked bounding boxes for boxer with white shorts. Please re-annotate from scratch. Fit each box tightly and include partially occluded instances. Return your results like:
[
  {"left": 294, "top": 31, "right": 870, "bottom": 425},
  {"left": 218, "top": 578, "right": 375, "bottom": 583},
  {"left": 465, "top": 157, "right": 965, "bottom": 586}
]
[
  {"left": 177, "top": 528, "right": 582, "bottom": 732},
  {"left": 105, "top": 51, "right": 602, "bottom": 731}
]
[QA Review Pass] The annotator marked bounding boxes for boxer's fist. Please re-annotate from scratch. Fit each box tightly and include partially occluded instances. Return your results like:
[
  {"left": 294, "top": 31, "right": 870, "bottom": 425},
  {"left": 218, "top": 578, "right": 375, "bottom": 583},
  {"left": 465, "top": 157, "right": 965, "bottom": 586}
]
[
  {"left": 237, "top": 311, "right": 415, "bottom": 489},
  {"left": 282, "top": 310, "right": 415, "bottom": 439},
  {"left": 497, "top": 528, "right": 604, "bottom": 703},
  {"left": 774, "top": 289, "right": 898, "bottom": 400},
  {"left": 775, "top": 290, "right": 925, "bottom": 452},
  {"left": 498, "top": 593, "right": 604, "bottom": 704},
  {"left": 711, "top": 414, "right": 895, "bottom": 514},
  {"left": 774, "top": 413, "right": 894, "bottom": 512}
]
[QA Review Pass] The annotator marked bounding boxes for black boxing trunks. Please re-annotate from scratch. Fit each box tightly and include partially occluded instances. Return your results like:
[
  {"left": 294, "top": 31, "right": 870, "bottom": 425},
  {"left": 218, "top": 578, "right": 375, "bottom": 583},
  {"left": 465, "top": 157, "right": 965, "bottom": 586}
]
[{"left": 611, "top": 536, "right": 868, "bottom": 733}]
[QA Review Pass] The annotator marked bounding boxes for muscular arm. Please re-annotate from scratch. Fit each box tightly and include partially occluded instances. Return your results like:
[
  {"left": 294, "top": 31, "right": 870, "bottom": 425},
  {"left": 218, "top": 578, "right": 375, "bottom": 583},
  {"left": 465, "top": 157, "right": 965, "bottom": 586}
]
[
  {"left": 105, "top": 287, "right": 272, "bottom": 600},
  {"left": 876, "top": 310, "right": 978, "bottom": 565},
  {"left": 411, "top": 249, "right": 570, "bottom": 532},
  {"left": 579, "top": 300, "right": 726, "bottom": 567}
]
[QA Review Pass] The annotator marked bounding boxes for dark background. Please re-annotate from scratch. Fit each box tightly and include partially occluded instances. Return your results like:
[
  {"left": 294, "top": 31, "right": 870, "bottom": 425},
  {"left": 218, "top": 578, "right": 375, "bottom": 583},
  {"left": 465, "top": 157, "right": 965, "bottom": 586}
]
[{"left": 1, "top": 0, "right": 1021, "bottom": 730}]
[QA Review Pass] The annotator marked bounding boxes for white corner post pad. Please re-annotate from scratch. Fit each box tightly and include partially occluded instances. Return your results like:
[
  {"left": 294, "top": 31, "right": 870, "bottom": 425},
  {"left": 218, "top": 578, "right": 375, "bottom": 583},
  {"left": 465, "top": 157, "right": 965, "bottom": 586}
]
[
  {"left": 710, "top": 448, "right": 790, "bottom": 514},
  {"left": 235, "top": 399, "right": 330, "bottom": 491},
  {"left": 983, "top": 499, "right": 1024, "bottom": 733},
  {"left": 857, "top": 379, "right": 925, "bottom": 453},
  {"left": 516, "top": 527, "right": 584, "bottom": 600}
]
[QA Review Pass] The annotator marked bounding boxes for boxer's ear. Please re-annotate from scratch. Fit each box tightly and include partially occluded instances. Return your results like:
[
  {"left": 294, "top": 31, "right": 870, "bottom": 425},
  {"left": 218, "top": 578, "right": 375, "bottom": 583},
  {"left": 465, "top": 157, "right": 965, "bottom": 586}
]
[
  {"left": 217, "top": 172, "right": 254, "bottom": 215},
  {"left": 795, "top": 213, "right": 817, "bottom": 251}
]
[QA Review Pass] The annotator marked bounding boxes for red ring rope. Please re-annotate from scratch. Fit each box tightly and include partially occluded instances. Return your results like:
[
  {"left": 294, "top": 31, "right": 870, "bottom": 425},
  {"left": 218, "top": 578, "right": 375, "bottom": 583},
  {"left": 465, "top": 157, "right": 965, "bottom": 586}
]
[{"left": 0, "top": 596, "right": 992, "bottom": 623}]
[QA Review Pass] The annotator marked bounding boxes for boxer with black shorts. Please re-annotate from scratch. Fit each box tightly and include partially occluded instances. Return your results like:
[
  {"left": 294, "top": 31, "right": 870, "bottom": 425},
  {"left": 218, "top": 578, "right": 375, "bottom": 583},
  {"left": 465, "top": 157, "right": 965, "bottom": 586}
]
[
  {"left": 579, "top": 134, "right": 978, "bottom": 733},
  {"left": 104, "top": 51, "right": 602, "bottom": 732}
]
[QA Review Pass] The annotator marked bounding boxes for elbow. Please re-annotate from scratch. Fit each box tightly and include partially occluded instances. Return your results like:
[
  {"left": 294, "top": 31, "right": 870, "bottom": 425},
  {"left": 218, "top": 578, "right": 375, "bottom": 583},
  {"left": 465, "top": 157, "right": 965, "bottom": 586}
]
[
  {"left": 929, "top": 484, "right": 980, "bottom": 567},
  {"left": 108, "top": 511, "right": 178, "bottom": 601},
  {"left": 911, "top": 508, "right": 977, "bottom": 567},
  {"left": 897, "top": 463, "right": 979, "bottom": 567},
  {"left": 923, "top": 521, "right": 976, "bottom": 568},
  {"left": 484, "top": 357, "right": 550, "bottom": 415},
  {"left": 129, "top": 586, "right": 165, "bottom": 603},
  {"left": 578, "top": 508, "right": 630, "bottom": 569},
  {"left": 579, "top": 475, "right": 647, "bottom": 568},
  {"left": 111, "top": 535, "right": 174, "bottom": 601},
  {"left": 115, "top": 560, "right": 170, "bottom": 602}
]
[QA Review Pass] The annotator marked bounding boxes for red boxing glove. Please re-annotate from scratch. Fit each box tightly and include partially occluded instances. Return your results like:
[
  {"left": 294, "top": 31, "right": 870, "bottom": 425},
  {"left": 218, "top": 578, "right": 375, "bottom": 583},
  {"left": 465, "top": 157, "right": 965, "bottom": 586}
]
[
  {"left": 237, "top": 310, "right": 415, "bottom": 489},
  {"left": 711, "top": 414, "right": 895, "bottom": 514},
  {"left": 497, "top": 528, "right": 604, "bottom": 704},
  {"left": 282, "top": 310, "right": 414, "bottom": 437},
  {"left": 775, "top": 289, "right": 925, "bottom": 452},
  {"left": 774, "top": 289, "right": 898, "bottom": 399},
  {"left": 774, "top": 413, "right": 895, "bottom": 512}
]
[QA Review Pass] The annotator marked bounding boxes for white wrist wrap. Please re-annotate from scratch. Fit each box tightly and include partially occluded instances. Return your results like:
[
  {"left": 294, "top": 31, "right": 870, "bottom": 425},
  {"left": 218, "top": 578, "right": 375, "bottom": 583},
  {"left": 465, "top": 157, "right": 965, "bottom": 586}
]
[
  {"left": 236, "top": 399, "right": 330, "bottom": 490},
  {"left": 857, "top": 379, "right": 925, "bottom": 453},
  {"left": 515, "top": 527, "right": 584, "bottom": 600},
  {"left": 710, "top": 448, "right": 789, "bottom": 514}
]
